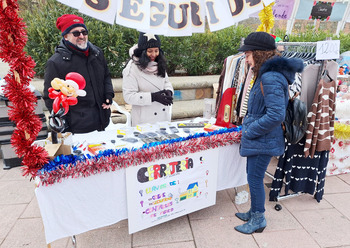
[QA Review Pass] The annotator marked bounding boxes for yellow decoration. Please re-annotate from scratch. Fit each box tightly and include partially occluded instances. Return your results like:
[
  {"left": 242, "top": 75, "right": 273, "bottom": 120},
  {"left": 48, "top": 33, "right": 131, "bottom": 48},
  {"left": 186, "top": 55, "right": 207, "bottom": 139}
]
[
  {"left": 256, "top": 2, "right": 275, "bottom": 33},
  {"left": 334, "top": 122, "right": 350, "bottom": 140}
]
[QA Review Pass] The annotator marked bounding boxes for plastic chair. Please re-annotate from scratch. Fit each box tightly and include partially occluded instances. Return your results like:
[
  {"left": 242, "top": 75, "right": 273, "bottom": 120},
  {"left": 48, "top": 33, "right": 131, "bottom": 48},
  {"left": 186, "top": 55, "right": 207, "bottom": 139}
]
[{"left": 105, "top": 101, "right": 131, "bottom": 130}]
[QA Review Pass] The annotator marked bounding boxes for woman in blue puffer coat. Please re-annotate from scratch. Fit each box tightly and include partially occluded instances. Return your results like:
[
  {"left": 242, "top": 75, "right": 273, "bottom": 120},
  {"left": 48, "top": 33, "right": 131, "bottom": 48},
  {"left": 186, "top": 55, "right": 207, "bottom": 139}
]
[{"left": 234, "top": 32, "right": 304, "bottom": 234}]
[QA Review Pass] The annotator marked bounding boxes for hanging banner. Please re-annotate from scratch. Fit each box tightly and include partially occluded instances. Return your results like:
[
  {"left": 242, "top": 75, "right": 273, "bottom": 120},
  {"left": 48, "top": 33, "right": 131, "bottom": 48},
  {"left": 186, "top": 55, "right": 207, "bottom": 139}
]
[
  {"left": 273, "top": 0, "right": 295, "bottom": 20},
  {"left": 116, "top": 0, "right": 151, "bottom": 31},
  {"left": 79, "top": 0, "right": 119, "bottom": 24},
  {"left": 310, "top": 1, "right": 334, "bottom": 21},
  {"left": 56, "top": 0, "right": 265, "bottom": 36},
  {"left": 250, "top": 0, "right": 295, "bottom": 20},
  {"left": 125, "top": 149, "right": 219, "bottom": 234},
  {"left": 57, "top": 0, "right": 82, "bottom": 9},
  {"left": 206, "top": 0, "right": 264, "bottom": 32},
  {"left": 295, "top": 0, "right": 347, "bottom": 22}
]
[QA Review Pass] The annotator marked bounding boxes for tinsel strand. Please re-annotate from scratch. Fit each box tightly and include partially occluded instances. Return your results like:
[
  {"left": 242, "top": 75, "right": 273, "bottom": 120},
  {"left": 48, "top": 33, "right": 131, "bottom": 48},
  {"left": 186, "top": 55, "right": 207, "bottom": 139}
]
[
  {"left": 37, "top": 129, "right": 242, "bottom": 186},
  {"left": 0, "top": 0, "right": 48, "bottom": 178}
]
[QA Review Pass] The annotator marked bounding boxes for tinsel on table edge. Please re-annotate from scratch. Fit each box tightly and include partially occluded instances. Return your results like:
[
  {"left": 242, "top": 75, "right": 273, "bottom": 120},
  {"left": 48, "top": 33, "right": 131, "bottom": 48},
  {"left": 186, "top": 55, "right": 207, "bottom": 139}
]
[
  {"left": 0, "top": 0, "right": 49, "bottom": 178},
  {"left": 37, "top": 128, "right": 242, "bottom": 187}
]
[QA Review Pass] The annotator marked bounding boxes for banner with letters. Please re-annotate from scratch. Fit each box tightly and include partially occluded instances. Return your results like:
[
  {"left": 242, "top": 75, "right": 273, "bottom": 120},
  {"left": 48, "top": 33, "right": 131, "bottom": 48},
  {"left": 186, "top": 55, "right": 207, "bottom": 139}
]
[
  {"left": 56, "top": 0, "right": 273, "bottom": 36},
  {"left": 125, "top": 148, "right": 219, "bottom": 234}
]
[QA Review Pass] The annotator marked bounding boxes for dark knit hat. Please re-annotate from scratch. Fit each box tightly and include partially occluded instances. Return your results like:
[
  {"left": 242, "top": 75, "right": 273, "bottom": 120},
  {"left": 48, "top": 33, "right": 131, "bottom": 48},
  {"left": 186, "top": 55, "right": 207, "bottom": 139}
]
[
  {"left": 238, "top": 32, "right": 276, "bottom": 52},
  {"left": 138, "top": 32, "right": 161, "bottom": 51},
  {"left": 56, "top": 14, "right": 88, "bottom": 36}
]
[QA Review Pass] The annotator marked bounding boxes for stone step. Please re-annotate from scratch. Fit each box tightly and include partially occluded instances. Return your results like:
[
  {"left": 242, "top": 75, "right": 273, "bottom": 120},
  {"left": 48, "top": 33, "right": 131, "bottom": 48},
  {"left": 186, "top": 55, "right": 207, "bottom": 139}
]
[{"left": 30, "top": 75, "right": 220, "bottom": 123}]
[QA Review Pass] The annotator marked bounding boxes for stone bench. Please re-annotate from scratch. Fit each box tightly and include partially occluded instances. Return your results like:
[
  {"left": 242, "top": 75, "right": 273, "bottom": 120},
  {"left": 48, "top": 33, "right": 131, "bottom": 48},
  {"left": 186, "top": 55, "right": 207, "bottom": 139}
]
[{"left": 31, "top": 75, "right": 220, "bottom": 124}]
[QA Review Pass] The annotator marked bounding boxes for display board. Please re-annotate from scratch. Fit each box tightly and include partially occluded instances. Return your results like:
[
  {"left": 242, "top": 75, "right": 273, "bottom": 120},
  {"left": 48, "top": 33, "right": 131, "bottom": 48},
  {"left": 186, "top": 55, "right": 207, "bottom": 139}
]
[{"left": 126, "top": 148, "right": 219, "bottom": 234}]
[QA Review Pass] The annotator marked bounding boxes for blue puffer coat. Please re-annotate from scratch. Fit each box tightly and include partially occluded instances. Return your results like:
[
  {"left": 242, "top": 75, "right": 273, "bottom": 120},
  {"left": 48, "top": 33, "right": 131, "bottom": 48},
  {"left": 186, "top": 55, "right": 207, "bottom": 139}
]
[{"left": 240, "top": 56, "right": 304, "bottom": 157}]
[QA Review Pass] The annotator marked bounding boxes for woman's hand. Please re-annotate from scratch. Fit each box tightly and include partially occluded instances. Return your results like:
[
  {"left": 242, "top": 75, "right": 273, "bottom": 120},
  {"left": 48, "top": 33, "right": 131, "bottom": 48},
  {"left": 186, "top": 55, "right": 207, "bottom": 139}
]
[{"left": 151, "top": 90, "right": 173, "bottom": 105}]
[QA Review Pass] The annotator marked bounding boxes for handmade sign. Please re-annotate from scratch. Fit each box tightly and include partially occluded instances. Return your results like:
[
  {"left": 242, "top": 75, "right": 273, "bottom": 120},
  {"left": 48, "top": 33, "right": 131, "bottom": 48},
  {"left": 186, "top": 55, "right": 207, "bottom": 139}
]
[{"left": 126, "top": 148, "right": 219, "bottom": 233}]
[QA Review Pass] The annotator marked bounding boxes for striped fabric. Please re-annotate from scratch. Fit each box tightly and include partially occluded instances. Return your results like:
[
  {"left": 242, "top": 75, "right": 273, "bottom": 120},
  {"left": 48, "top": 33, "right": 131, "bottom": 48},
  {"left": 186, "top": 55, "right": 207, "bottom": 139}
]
[
  {"left": 240, "top": 73, "right": 255, "bottom": 118},
  {"left": 304, "top": 79, "right": 336, "bottom": 158}
]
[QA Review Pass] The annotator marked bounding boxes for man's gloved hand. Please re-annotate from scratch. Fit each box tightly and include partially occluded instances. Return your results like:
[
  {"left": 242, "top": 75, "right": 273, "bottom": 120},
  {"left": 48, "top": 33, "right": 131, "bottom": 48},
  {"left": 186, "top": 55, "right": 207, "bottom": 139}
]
[
  {"left": 102, "top": 96, "right": 113, "bottom": 109},
  {"left": 104, "top": 97, "right": 113, "bottom": 105},
  {"left": 151, "top": 90, "right": 173, "bottom": 106}
]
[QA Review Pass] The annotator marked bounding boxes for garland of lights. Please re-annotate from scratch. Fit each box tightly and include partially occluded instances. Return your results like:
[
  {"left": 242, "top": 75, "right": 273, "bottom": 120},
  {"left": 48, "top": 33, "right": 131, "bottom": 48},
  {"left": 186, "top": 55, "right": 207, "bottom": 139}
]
[{"left": 0, "top": 0, "right": 48, "bottom": 178}]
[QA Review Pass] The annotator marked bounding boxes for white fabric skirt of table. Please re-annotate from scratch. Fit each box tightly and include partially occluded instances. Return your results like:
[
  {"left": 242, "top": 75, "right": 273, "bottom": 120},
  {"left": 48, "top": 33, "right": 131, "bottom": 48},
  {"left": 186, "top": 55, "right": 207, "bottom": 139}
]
[{"left": 35, "top": 143, "right": 247, "bottom": 244}]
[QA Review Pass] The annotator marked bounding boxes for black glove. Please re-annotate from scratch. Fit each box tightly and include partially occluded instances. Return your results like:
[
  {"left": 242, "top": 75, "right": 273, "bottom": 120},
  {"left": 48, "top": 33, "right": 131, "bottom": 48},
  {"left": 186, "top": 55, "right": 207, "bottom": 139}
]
[
  {"left": 151, "top": 90, "right": 173, "bottom": 106},
  {"left": 164, "top": 89, "right": 173, "bottom": 97},
  {"left": 104, "top": 96, "right": 113, "bottom": 105}
]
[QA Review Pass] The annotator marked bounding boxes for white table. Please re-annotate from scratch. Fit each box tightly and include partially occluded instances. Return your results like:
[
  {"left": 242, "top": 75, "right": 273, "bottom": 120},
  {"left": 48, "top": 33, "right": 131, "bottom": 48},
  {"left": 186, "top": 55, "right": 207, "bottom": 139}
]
[{"left": 35, "top": 143, "right": 246, "bottom": 244}]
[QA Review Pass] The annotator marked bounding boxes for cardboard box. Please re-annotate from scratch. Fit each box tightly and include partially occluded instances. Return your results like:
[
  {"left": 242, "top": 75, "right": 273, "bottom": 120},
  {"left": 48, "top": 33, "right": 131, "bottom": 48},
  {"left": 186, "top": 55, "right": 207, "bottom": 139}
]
[
  {"left": 44, "top": 143, "right": 72, "bottom": 160},
  {"left": 44, "top": 132, "right": 73, "bottom": 159}
]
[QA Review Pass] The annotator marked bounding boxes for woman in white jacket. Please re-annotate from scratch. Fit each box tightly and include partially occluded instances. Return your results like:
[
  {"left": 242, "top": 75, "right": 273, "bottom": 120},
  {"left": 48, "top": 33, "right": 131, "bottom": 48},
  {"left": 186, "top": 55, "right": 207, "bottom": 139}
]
[{"left": 122, "top": 32, "right": 174, "bottom": 126}]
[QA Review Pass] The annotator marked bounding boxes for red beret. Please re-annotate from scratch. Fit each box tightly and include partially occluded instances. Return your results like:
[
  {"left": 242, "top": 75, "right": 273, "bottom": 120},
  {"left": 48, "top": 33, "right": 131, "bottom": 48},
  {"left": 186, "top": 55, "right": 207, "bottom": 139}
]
[{"left": 56, "top": 14, "right": 87, "bottom": 36}]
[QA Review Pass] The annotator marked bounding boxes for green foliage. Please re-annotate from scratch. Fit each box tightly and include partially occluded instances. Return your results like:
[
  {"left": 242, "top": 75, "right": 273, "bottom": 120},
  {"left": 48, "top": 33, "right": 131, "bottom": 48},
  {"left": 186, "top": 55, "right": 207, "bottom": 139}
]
[
  {"left": 20, "top": 0, "right": 138, "bottom": 78},
  {"left": 19, "top": 0, "right": 350, "bottom": 78},
  {"left": 19, "top": 0, "right": 253, "bottom": 78}
]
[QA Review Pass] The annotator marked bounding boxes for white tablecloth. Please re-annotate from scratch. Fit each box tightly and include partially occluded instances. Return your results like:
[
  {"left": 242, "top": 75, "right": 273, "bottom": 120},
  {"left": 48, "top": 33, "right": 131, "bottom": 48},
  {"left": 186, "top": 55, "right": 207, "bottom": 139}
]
[{"left": 35, "top": 143, "right": 246, "bottom": 244}]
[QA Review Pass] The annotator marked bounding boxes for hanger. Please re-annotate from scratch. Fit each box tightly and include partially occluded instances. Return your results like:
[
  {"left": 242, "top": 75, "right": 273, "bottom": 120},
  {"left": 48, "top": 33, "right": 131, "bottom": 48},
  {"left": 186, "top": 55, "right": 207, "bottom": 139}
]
[{"left": 322, "top": 69, "right": 333, "bottom": 82}]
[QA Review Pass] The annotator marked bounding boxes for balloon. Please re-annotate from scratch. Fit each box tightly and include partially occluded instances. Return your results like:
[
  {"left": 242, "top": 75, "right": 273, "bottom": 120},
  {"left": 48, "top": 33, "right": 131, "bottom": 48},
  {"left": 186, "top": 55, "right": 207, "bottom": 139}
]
[
  {"left": 48, "top": 72, "right": 85, "bottom": 116},
  {"left": 48, "top": 72, "right": 86, "bottom": 133},
  {"left": 66, "top": 72, "right": 86, "bottom": 90}
]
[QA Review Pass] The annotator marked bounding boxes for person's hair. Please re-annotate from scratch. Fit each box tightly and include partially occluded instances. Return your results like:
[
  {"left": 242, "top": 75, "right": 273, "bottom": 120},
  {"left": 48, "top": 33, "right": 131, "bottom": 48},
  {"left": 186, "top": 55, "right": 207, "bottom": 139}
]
[
  {"left": 132, "top": 48, "right": 167, "bottom": 77},
  {"left": 252, "top": 50, "right": 280, "bottom": 77}
]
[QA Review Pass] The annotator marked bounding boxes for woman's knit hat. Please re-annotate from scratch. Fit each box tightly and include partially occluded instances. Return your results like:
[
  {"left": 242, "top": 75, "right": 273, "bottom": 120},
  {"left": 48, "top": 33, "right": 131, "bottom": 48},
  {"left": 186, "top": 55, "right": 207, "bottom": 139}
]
[
  {"left": 137, "top": 32, "right": 161, "bottom": 51},
  {"left": 238, "top": 32, "right": 276, "bottom": 52},
  {"left": 56, "top": 14, "right": 88, "bottom": 36}
]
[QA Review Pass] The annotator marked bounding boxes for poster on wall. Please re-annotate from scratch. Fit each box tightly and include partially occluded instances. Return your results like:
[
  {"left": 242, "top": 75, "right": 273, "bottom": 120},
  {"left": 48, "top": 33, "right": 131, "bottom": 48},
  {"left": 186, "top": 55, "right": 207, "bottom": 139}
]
[
  {"left": 125, "top": 149, "right": 219, "bottom": 234},
  {"left": 295, "top": 0, "right": 347, "bottom": 22}
]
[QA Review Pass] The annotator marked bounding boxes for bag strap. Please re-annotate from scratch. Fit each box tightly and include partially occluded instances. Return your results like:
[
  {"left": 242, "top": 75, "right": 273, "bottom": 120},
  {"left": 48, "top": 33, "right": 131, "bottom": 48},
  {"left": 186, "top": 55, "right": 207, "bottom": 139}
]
[{"left": 260, "top": 81, "right": 299, "bottom": 100}]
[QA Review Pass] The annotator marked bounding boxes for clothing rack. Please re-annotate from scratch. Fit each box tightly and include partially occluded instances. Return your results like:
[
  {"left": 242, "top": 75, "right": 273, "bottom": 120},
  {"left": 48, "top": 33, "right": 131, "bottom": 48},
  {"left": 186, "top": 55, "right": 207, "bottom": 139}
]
[
  {"left": 265, "top": 41, "right": 320, "bottom": 211},
  {"left": 277, "top": 42, "right": 317, "bottom": 46}
]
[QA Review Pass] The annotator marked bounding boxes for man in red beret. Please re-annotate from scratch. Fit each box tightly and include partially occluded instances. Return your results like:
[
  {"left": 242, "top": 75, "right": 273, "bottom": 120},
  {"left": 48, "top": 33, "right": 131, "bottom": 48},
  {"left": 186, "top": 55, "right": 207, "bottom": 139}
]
[{"left": 43, "top": 14, "right": 115, "bottom": 134}]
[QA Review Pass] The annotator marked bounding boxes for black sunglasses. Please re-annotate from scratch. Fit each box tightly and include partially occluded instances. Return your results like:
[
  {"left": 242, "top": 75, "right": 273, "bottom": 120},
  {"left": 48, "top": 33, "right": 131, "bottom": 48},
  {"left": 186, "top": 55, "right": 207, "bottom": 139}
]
[{"left": 69, "top": 30, "right": 88, "bottom": 37}]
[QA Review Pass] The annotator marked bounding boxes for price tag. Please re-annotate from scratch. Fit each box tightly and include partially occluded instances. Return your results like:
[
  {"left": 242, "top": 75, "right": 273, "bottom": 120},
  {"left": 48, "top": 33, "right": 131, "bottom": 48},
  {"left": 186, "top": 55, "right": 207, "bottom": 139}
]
[{"left": 316, "top": 40, "right": 340, "bottom": 60}]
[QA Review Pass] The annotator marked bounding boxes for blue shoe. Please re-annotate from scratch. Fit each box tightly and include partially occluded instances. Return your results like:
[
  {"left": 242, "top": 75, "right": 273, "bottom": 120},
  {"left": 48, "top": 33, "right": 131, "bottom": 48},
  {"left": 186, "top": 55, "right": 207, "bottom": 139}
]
[
  {"left": 234, "top": 212, "right": 266, "bottom": 234},
  {"left": 235, "top": 209, "right": 251, "bottom": 221}
]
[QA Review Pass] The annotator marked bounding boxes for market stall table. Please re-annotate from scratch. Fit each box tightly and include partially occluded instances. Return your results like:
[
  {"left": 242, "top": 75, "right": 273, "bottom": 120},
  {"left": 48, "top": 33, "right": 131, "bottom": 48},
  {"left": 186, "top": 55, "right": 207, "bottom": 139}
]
[{"left": 35, "top": 124, "right": 247, "bottom": 244}]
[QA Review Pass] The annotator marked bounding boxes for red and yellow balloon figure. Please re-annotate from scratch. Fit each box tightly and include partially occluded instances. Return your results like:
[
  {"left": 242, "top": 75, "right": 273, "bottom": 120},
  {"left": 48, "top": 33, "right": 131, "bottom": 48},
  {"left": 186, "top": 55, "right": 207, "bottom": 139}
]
[
  {"left": 48, "top": 72, "right": 86, "bottom": 136},
  {"left": 48, "top": 72, "right": 86, "bottom": 115}
]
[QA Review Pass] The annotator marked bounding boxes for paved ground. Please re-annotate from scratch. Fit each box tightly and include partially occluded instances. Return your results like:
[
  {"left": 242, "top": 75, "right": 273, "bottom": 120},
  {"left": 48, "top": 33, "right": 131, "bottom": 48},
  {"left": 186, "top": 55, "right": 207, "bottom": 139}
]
[{"left": 1, "top": 157, "right": 350, "bottom": 248}]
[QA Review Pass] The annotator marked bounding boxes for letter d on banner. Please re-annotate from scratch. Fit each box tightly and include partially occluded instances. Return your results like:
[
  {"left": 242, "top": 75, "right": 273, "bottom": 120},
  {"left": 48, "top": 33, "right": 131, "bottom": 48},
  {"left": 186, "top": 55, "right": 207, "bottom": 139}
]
[{"left": 79, "top": 0, "right": 118, "bottom": 24}]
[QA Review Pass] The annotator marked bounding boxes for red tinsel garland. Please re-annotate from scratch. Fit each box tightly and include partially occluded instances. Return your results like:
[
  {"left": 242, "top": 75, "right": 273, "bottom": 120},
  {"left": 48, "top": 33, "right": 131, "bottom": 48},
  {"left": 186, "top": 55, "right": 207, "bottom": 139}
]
[{"left": 0, "top": 0, "right": 48, "bottom": 177}]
